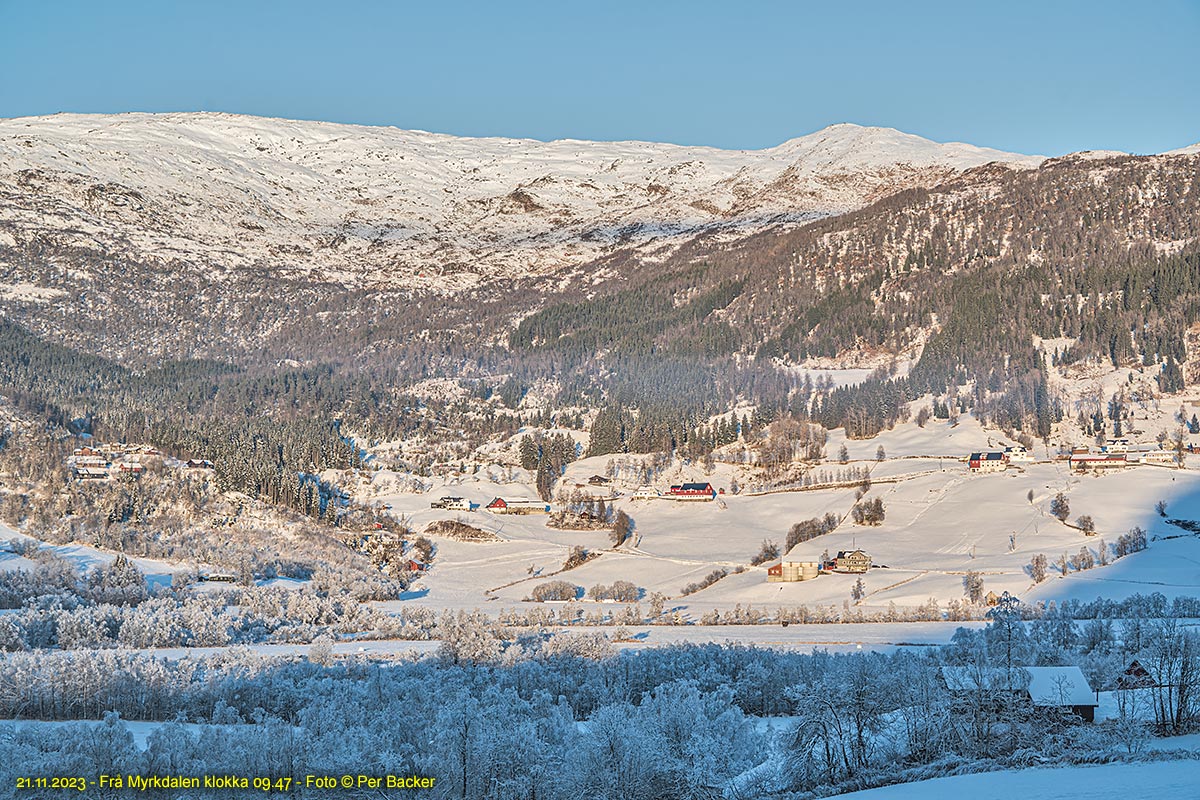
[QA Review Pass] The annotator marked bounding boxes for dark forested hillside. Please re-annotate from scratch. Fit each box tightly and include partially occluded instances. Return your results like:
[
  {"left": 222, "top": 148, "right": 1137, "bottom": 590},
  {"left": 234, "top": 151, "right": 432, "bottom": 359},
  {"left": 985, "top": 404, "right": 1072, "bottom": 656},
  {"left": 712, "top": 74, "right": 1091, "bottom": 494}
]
[
  {"left": 496, "top": 152, "right": 1200, "bottom": 440},
  {"left": 0, "top": 319, "right": 364, "bottom": 517},
  {"left": 1, "top": 151, "right": 1197, "bottom": 454}
]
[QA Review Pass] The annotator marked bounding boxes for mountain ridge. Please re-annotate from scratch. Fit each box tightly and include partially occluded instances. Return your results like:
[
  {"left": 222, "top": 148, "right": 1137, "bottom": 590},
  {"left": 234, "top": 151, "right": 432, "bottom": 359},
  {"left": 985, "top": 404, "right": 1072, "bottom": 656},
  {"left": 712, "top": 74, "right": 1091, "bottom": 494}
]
[{"left": 0, "top": 112, "right": 1044, "bottom": 290}]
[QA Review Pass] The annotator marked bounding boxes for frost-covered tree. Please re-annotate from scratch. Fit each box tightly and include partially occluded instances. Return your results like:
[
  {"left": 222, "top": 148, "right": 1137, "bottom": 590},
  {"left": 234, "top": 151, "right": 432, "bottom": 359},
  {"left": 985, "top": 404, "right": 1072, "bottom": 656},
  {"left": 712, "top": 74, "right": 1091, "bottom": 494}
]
[
  {"left": 963, "top": 571, "right": 984, "bottom": 603},
  {"left": 1050, "top": 492, "right": 1070, "bottom": 522},
  {"left": 1030, "top": 553, "right": 1048, "bottom": 583},
  {"left": 610, "top": 510, "right": 633, "bottom": 547}
]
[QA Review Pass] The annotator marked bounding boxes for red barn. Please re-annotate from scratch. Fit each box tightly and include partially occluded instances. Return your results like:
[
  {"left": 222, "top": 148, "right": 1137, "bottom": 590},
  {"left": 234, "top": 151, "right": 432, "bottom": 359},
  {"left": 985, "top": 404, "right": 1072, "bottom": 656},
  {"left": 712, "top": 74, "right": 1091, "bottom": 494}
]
[
  {"left": 667, "top": 482, "right": 716, "bottom": 501},
  {"left": 486, "top": 497, "right": 550, "bottom": 514}
]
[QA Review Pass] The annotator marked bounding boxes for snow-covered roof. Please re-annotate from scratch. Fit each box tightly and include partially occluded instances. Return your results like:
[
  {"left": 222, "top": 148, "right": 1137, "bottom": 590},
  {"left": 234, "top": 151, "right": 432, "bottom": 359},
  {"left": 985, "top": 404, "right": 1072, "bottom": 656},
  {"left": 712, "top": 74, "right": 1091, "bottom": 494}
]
[
  {"left": 941, "top": 666, "right": 1095, "bottom": 706},
  {"left": 1026, "top": 666, "right": 1096, "bottom": 707}
]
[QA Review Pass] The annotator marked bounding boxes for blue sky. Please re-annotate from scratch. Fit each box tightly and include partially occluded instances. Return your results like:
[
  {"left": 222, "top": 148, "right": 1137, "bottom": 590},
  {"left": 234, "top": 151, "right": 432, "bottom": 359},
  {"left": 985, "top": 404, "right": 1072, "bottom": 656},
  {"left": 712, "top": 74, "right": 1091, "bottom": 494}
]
[{"left": 1, "top": 0, "right": 1197, "bottom": 155}]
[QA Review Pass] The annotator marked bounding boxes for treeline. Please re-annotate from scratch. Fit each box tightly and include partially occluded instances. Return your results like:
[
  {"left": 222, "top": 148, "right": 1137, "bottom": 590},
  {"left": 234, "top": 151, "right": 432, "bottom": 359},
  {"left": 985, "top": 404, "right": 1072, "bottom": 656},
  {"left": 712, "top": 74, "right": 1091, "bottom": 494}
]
[
  {"left": 517, "top": 432, "right": 579, "bottom": 500},
  {"left": 786, "top": 513, "right": 840, "bottom": 551}
]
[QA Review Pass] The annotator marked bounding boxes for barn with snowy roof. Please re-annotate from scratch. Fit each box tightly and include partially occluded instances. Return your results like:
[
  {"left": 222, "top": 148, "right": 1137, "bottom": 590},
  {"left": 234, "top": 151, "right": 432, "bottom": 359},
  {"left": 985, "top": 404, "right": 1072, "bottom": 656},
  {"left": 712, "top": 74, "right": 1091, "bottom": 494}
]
[{"left": 941, "top": 665, "right": 1098, "bottom": 721}]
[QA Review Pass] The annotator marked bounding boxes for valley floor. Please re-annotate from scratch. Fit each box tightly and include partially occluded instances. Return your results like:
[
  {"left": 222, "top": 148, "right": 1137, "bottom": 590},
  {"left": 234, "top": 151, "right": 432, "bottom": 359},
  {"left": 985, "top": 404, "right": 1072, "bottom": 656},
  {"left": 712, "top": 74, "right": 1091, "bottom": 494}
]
[
  {"left": 839, "top": 759, "right": 1200, "bottom": 800},
  {"left": 361, "top": 413, "right": 1200, "bottom": 623}
]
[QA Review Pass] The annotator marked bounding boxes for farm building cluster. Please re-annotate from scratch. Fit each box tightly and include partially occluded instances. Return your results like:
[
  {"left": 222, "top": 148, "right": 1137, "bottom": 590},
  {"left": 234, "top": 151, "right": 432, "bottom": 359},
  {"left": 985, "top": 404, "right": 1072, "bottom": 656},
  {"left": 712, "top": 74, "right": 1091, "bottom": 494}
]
[
  {"left": 68, "top": 443, "right": 214, "bottom": 481},
  {"left": 430, "top": 496, "right": 472, "bottom": 511},
  {"left": 968, "top": 438, "right": 1185, "bottom": 474},
  {"left": 967, "top": 443, "right": 1033, "bottom": 472},
  {"left": 486, "top": 497, "right": 551, "bottom": 514},
  {"left": 628, "top": 482, "right": 723, "bottom": 501},
  {"left": 767, "top": 549, "right": 872, "bottom": 582},
  {"left": 1066, "top": 438, "right": 1184, "bottom": 472}
]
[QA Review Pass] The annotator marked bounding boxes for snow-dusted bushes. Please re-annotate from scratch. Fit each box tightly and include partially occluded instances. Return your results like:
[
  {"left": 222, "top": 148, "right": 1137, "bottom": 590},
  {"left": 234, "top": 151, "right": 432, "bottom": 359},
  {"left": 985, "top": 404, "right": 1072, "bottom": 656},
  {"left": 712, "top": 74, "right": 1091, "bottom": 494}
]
[
  {"left": 587, "top": 581, "right": 640, "bottom": 602},
  {"left": 785, "top": 512, "right": 839, "bottom": 551},
  {"left": 423, "top": 519, "right": 499, "bottom": 542},
  {"left": 750, "top": 539, "right": 780, "bottom": 566},
  {"left": 3, "top": 605, "right": 1200, "bottom": 798},
  {"left": 0, "top": 582, "right": 426, "bottom": 652},
  {"left": 529, "top": 581, "right": 582, "bottom": 602},
  {"left": 851, "top": 496, "right": 886, "bottom": 525},
  {"left": 680, "top": 568, "right": 729, "bottom": 596}
]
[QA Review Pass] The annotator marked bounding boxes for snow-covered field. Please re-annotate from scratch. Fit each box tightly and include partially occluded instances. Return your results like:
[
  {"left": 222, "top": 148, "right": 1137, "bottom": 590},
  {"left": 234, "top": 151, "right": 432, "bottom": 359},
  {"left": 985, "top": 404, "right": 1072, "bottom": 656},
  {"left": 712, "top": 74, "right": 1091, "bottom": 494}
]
[
  {"left": 104, "top": 621, "right": 978, "bottom": 663},
  {"left": 364, "top": 412, "right": 1200, "bottom": 624},
  {"left": 7, "top": 405, "right": 1198, "bottom": 652},
  {"left": 838, "top": 760, "right": 1200, "bottom": 799}
]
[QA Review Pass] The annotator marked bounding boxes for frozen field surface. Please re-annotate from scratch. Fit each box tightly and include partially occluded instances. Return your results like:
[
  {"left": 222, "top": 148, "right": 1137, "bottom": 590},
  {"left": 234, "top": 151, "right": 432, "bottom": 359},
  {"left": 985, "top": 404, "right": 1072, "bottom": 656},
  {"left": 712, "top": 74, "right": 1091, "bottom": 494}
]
[
  {"left": 366, "top": 412, "right": 1200, "bottom": 617},
  {"left": 839, "top": 760, "right": 1200, "bottom": 799}
]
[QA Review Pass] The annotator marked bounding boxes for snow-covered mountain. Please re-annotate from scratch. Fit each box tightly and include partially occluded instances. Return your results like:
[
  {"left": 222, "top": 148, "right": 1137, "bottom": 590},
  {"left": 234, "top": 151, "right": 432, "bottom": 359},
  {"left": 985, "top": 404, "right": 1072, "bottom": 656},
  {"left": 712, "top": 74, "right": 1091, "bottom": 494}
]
[{"left": 0, "top": 113, "right": 1044, "bottom": 288}]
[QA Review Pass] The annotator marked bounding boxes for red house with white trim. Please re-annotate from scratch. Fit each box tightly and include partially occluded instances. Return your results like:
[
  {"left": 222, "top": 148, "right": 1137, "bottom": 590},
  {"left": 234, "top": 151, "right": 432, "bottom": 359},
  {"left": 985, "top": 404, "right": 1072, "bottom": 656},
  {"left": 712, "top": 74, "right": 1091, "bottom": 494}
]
[
  {"left": 667, "top": 482, "right": 716, "bottom": 501},
  {"left": 486, "top": 497, "right": 551, "bottom": 514}
]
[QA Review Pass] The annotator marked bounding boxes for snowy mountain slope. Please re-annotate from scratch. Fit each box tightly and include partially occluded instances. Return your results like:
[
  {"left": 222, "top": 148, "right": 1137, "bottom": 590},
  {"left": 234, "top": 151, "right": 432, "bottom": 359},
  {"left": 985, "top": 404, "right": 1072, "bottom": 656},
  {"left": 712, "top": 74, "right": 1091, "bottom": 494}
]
[
  {"left": 0, "top": 113, "right": 1043, "bottom": 288},
  {"left": 1167, "top": 141, "right": 1200, "bottom": 155}
]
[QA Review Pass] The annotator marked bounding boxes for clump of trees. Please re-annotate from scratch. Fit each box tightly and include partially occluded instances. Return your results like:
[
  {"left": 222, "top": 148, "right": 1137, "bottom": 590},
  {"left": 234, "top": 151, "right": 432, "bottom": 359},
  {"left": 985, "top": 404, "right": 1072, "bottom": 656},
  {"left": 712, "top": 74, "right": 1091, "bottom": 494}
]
[
  {"left": 423, "top": 520, "right": 499, "bottom": 542},
  {"left": 610, "top": 511, "right": 634, "bottom": 547},
  {"left": 518, "top": 432, "right": 579, "bottom": 500},
  {"left": 963, "top": 571, "right": 984, "bottom": 603},
  {"left": 529, "top": 581, "right": 581, "bottom": 602},
  {"left": 562, "top": 546, "right": 592, "bottom": 571},
  {"left": 851, "top": 497, "right": 886, "bottom": 526},
  {"left": 588, "top": 581, "right": 640, "bottom": 602},
  {"left": 1030, "top": 553, "right": 1048, "bottom": 583},
  {"left": 548, "top": 491, "right": 612, "bottom": 531},
  {"left": 410, "top": 536, "right": 435, "bottom": 564},
  {"left": 756, "top": 418, "right": 828, "bottom": 477},
  {"left": 750, "top": 540, "right": 780, "bottom": 566},
  {"left": 1115, "top": 526, "right": 1149, "bottom": 557},
  {"left": 1070, "top": 546, "right": 1096, "bottom": 572},
  {"left": 1051, "top": 492, "right": 1071, "bottom": 521},
  {"left": 786, "top": 513, "right": 840, "bottom": 551}
]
